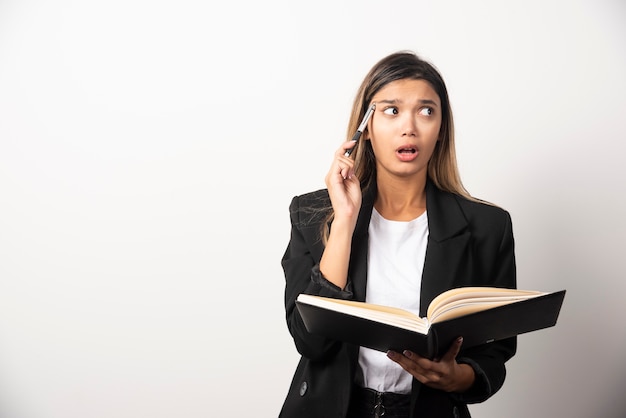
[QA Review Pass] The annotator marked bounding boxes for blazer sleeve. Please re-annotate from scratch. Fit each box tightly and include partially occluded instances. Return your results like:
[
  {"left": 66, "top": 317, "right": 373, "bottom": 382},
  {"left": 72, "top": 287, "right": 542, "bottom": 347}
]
[{"left": 281, "top": 194, "right": 354, "bottom": 361}]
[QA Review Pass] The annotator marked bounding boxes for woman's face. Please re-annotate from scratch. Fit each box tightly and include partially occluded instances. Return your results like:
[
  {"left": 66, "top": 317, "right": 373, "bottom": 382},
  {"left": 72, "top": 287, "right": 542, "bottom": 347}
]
[{"left": 367, "top": 78, "right": 442, "bottom": 181}]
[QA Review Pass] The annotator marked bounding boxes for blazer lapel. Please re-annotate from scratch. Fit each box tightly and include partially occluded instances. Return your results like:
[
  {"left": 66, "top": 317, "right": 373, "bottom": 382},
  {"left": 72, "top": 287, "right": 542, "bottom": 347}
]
[
  {"left": 420, "top": 181, "right": 473, "bottom": 315},
  {"left": 349, "top": 185, "right": 376, "bottom": 303}
]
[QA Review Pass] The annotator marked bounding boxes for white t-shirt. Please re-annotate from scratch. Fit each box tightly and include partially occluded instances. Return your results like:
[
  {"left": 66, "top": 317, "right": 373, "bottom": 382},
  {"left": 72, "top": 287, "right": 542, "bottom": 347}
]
[{"left": 355, "top": 207, "right": 429, "bottom": 394}]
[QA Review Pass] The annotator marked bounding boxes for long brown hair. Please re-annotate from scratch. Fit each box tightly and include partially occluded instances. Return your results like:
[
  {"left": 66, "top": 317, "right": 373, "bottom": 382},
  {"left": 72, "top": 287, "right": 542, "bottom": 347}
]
[{"left": 321, "top": 51, "right": 473, "bottom": 243}]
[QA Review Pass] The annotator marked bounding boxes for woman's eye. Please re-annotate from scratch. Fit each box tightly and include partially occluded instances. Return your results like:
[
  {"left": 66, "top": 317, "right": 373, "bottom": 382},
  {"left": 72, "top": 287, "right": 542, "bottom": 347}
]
[
  {"left": 419, "top": 107, "right": 433, "bottom": 116},
  {"left": 383, "top": 107, "right": 398, "bottom": 115}
]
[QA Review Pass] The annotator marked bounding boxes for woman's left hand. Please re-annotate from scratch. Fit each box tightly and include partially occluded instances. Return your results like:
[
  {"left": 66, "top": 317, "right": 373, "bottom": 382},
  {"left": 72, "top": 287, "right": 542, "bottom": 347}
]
[{"left": 386, "top": 337, "right": 475, "bottom": 393}]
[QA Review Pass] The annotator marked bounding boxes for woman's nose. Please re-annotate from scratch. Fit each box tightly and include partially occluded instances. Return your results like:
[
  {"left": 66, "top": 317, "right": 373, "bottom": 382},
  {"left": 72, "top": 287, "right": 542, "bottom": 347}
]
[{"left": 401, "top": 116, "right": 417, "bottom": 137}]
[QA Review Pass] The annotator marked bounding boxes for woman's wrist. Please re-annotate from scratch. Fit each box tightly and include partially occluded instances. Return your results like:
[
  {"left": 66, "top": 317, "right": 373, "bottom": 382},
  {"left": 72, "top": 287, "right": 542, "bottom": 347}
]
[{"left": 452, "top": 363, "right": 476, "bottom": 393}]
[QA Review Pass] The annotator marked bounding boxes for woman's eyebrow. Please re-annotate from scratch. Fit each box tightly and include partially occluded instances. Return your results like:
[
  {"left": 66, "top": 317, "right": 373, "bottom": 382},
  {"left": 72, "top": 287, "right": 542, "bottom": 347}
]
[
  {"left": 376, "top": 98, "right": 440, "bottom": 107},
  {"left": 418, "top": 99, "right": 439, "bottom": 107}
]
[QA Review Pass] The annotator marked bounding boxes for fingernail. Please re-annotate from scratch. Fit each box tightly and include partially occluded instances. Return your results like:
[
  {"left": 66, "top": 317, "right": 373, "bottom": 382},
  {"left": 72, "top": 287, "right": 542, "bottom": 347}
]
[
  {"left": 402, "top": 350, "right": 412, "bottom": 358},
  {"left": 386, "top": 350, "right": 396, "bottom": 359}
]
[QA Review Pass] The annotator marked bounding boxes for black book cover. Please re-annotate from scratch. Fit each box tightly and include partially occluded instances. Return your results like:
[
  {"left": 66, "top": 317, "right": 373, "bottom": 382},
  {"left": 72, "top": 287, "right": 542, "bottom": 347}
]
[{"left": 296, "top": 290, "right": 565, "bottom": 359}]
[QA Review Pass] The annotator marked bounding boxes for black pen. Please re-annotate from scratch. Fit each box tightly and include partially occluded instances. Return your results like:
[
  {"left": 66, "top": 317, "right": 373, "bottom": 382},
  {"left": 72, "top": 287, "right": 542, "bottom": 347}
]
[{"left": 344, "top": 103, "right": 376, "bottom": 157}]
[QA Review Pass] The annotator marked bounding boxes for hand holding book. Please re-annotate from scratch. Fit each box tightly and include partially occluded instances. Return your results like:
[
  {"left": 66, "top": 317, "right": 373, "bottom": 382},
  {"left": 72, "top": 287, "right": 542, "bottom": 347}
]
[{"left": 386, "top": 336, "right": 476, "bottom": 393}]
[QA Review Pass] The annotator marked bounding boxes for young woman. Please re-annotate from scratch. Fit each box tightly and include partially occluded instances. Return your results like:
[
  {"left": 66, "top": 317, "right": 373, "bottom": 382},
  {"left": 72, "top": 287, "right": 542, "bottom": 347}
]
[{"left": 280, "top": 51, "right": 517, "bottom": 418}]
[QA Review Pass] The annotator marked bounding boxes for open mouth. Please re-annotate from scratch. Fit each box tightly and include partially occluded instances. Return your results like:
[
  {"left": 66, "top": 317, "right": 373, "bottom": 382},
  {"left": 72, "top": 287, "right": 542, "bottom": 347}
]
[{"left": 397, "top": 147, "right": 417, "bottom": 154}]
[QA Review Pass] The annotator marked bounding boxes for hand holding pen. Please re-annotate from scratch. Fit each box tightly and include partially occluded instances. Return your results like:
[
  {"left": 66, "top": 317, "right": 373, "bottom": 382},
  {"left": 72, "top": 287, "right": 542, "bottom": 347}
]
[
  {"left": 344, "top": 103, "right": 376, "bottom": 157},
  {"left": 324, "top": 102, "right": 377, "bottom": 224}
]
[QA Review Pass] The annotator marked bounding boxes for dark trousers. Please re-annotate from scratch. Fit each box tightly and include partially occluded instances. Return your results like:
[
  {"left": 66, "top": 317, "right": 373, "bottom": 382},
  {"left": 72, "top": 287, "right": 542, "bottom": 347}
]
[{"left": 347, "top": 386, "right": 410, "bottom": 418}]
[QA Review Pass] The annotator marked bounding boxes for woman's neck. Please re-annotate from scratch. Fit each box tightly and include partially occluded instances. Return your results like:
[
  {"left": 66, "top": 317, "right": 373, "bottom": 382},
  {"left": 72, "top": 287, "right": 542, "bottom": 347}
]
[{"left": 374, "top": 174, "right": 427, "bottom": 221}]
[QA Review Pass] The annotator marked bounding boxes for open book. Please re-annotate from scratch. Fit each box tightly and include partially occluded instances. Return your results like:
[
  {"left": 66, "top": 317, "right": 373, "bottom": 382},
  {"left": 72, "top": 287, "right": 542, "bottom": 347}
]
[{"left": 296, "top": 287, "right": 566, "bottom": 359}]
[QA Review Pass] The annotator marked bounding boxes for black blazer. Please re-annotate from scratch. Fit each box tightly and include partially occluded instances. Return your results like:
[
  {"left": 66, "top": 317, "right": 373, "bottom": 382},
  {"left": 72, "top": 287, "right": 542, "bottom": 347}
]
[{"left": 280, "top": 180, "right": 517, "bottom": 418}]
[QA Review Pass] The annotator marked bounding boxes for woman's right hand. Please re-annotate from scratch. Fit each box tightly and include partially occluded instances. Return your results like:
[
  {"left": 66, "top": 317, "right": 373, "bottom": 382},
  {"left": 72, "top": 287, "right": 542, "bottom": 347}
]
[{"left": 324, "top": 141, "right": 363, "bottom": 226}]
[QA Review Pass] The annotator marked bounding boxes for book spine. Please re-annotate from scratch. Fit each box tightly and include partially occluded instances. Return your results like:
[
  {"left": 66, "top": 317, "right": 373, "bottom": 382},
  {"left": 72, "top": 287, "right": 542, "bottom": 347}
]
[{"left": 428, "top": 331, "right": 438, "bottom": 359}]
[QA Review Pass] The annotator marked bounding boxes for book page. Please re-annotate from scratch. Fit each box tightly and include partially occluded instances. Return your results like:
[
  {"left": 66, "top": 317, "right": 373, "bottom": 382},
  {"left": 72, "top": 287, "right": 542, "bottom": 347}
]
[
  {"left": 297, "top": 294, "right": 429, "bottom": 334},
  {"left": 429, "top": 300, "right": 514, "bottom": 323},
  {"left": 427, "top": 287, "right": 545, "bottom": 323}
]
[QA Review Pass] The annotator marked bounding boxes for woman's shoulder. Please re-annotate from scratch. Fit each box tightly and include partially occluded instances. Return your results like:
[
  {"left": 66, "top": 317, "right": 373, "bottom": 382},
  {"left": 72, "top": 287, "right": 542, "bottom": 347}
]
[
  {"left": 290, "top": 188, "right": 330, "bottom": 208},
  {"left": 287, "top": 188, "right": 332, "bottom": 228},
  {"left": 452, "top": 193, "right": 513, "bottom": 231},
  {"left": 456, "top": 194, "right": 510, "bottom": 216},
  {"left": 428, "top": 182, "right": 510, "bottom": 219}
]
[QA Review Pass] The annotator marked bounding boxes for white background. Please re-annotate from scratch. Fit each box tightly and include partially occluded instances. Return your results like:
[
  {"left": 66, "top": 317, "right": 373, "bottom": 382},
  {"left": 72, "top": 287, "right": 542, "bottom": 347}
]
[{"left": 0, "top": 0, "right": 624, "bottom": 417}]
